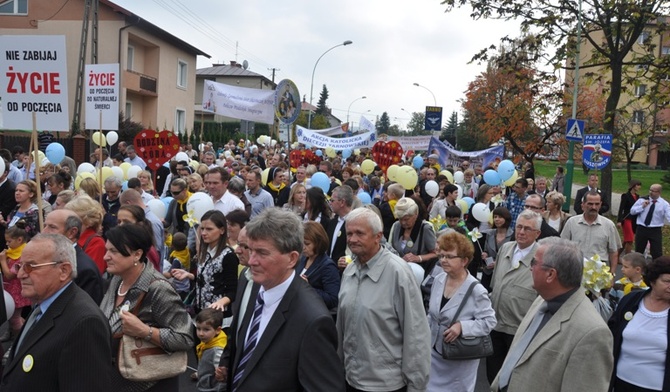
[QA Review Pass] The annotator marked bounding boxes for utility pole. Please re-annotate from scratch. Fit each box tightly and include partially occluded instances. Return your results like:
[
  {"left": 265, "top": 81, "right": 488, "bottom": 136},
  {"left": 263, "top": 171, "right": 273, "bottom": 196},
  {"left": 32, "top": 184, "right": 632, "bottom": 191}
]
[{"left": 267, "top": 68, "right": 280, "bottom": 83}]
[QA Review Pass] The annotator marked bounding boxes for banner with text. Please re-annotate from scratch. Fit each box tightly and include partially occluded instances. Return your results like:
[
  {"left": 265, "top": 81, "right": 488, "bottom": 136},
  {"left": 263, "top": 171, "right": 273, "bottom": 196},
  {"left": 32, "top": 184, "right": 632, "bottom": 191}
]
[
  {"left": 296, "top": 126, "right": 376, "bottom": 149},
  {"left": 359, "top": 115, "right": 376, "bottom": 133},
  {"left": 0, "top": 35, "right": 69, "bottom": 131},
  {"left": 310, "top": 123, "right": 349, "bottom": 137},
  {"left": 428, "top": 137, "right": 504, "bottom": 169},
  {"left": 202, "top": 79, "right": 275, "bottom": 124},
  {"left": 424, "top": 106, "right": 443, "bottom": 131},
  {"left": 387, "top": 135, "right": 432, "bottom": 151},
  {"left": 85, "top": 63, "right": 119, "bottom": 130}
]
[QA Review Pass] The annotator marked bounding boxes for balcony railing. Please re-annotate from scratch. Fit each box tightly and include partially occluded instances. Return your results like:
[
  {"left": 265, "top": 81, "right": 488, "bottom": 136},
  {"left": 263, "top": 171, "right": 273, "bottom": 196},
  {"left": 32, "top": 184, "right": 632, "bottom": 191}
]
[{"left": 124, "top": 70, "right": 158, "bottom": 96}]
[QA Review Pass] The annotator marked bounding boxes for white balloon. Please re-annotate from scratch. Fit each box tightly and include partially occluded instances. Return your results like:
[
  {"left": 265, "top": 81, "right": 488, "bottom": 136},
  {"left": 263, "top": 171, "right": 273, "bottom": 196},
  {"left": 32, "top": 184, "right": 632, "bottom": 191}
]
[
  {"left": 425, "top": 180, "right": 439, "bottom": 197},
  {"left": 453, "top": 171, "right": 465, "bottom": 185},
  {"left": 271, "top": 139, "right": 277, "bottom": 147},
  {"left": 471, "top": 203, "right": 492, "bottom": 223},
  {"left": 111, "top": 166, "right": 124, "bottom": 181},
  {"left": 147, "top": 198, "right": 167, "bottom": 220},
  {"left": 77, "top": 162, "right": 96, "bottom": 175},
  {"left": 175, "top": 152, "right": 190, "bottom": 162},
  {"left": 4, "top": 290, "right": 14, "bottom": 321},
  {"left": 106, "top": 131, "right": 119, "bottom": 146},
  {"left": 0, "top": 159, "right": 5, "bottom": 180},
  {"left": 127, "top": 165, "right": 142, "bottom": 179},
  {"left": 186, "top": 192, "right": 215, "bottom": 221}
]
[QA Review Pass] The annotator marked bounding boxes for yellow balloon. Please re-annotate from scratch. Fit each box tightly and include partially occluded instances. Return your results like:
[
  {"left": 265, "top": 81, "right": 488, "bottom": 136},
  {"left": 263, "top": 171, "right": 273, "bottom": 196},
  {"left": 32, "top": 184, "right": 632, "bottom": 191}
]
[
  {"left": 396, "top": 166, "right": 418, "bottom": 190},
  {"left": 75, "top": 172, "right": 95, "bottom": 190},
  {"left": 361, "top": 159, "right": 376, "bottom": 175},
  {"left": 353, "top": 149, "right": 361, "bottom": 156},
  {"left": 92, "top": 131, "right": 107, "bottom": 147},
  {"left": 325, "top": 147, "right": 336, "bottom": 158},
  {"left": 189, "top": 160, "right": 200, "bottom": 171},
  {"left": 440, "top": 170, "right": 454, "bottom": 184},
  {"left": 261, "top": 168, "right": 270, "bottom": 186},
  {"left": 387, "top": 165, "right": 400, "bottom": 181},
  {"left": 488, "top": 211, "right": 494, "bottom": 226},
  {"left": 456, "top": 199, "right": 468, "bottom": 215},
  {"left": 503, "top": 169, "right": 519, "bottom": 187},
  {"left": 31, "top": 150, "right": 46, "bottom": 164},
  {"left": 119, "top": 162, "right": 131, "bottom": 179},
  {"left": 99, "top": 167, "right": 114, "bottom": 183}
]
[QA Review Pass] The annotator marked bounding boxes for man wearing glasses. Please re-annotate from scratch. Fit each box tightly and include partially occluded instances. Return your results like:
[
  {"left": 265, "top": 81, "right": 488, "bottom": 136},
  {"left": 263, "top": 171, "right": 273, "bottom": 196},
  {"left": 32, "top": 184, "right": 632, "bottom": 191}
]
[
  {"left": 630, "top": 184, "right": 670, "bottom": 260},
  {"left": 487, "top": 209, "right": 542, "bottom": 383},
  {"left": 561, "top": 190, "right": 621, "bottom": 272},
  {"left": 1, "top": 234, "right": 113, "bottom": 391},
  {"left": 520, "top": 194, "right": 558, "bottom": 240}
]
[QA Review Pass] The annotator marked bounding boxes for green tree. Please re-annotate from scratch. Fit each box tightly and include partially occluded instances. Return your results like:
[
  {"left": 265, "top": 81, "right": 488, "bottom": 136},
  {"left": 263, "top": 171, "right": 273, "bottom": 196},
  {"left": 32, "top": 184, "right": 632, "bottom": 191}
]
[
  {"left": 407, "top": 112, "right": 426, "bottom": 135},
  {"left": 441, "top": 111, "right": 458, "bottom": 146},
  {"left": 376, "top": 112, "right": 391, "bottom": 133},
  {"left": 456, "top": 112, "right": 491, "bottom": 151},
  {"left": 316, "top": 85, "right": 329, "bottom": 116},
  {"left": 441, "top": 0, "right": 670, "bottom": 210}
]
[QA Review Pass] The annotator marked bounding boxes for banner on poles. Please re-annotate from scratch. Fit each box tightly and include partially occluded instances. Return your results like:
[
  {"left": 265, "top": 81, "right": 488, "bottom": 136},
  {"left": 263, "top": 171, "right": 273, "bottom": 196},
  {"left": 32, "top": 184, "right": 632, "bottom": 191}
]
[
  {"left": 0, "top": 35, "right": 69, "bottom": 131},
  {"left": 387, "top": 135, "right": 432, "bottom": 151},
  {"left": 85, "top": 63, "right": 119, "bottom": 130},
  {"left": 296, "top": 126, "right": 376, "bottom": 149},
  {"left": 202, "top": 79, "right": 275, "bottom": 124},
  {"left": 428, "top": 137, "right": 504, "bottom": 169}
]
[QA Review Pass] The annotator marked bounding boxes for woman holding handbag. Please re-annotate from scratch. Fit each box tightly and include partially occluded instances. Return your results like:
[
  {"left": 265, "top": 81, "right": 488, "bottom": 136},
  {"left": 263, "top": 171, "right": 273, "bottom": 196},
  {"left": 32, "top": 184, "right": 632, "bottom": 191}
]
[
  {"left": 428, "top": 231, "right": 496, "bottom": 392},
  {"left": 100, "top": 224, "right": 193, "bottom": 392}
]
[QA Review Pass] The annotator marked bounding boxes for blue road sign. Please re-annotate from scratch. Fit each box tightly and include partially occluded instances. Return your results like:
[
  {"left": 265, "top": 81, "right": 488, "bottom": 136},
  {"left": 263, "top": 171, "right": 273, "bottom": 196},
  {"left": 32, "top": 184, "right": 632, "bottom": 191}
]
[{"left": 565, "top": 119, "right": 585, "bottom": 142}]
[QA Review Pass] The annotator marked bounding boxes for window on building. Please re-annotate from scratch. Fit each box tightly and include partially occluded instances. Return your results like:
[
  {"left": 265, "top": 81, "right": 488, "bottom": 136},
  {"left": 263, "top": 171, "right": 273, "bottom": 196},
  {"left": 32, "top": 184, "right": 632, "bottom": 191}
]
[
  {"left": 125, "top": 101, "right": 132, "bottom": 120},
  {"left": 637, "top": 31, "right": 650, "bottom": 45},
  {"left": 635, "top": 84, "right": 647, "bottom": 97},
  {"left": 127, "top": 46, "right": 135, "bottom": 71},
  {"left": 0, "top": 0, "right": 27, "bottom": 15},
  {"left": 177, "top": 60, "right": 187, "bottom": 88},
  {"left": 175, "top": 109, "right": 186, "bottom": 134},
  {"left": 633, "top": 111, "right": 644, "bottom": 124}
]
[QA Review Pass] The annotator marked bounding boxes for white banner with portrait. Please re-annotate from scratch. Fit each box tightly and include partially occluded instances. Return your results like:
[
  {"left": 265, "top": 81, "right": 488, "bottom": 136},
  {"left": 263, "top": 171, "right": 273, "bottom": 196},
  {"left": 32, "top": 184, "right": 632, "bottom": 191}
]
[{"left": 296, "top": 126, "right": 376, "bottom": 149}]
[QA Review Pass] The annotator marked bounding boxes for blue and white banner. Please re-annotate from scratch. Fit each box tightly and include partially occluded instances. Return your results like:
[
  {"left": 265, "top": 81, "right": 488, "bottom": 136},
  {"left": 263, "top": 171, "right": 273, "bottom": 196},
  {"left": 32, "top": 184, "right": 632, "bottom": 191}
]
[
  {"left": 583, "top": 134, "right": 612, "bottom": 170},
  {"left": 424, "top": 106, "right": 443, "bottom": 131},
  {"left": 202, "top": 79, "right": 275, "bottom": 124},
  {"left": 428, "top": 137, "right": 504, "bottom": 169},
  {"left": 309, "top": 123, "right": 348, "bottom": 137},
  {"left": 296, "top": 126, "right": 376, "bottom": 149}
]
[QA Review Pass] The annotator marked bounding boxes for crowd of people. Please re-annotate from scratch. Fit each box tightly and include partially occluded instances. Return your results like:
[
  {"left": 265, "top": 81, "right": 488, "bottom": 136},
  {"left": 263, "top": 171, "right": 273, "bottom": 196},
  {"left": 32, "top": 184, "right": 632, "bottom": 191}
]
[{"left": 0, "top": 138, "right": 667, "bottom": 392}]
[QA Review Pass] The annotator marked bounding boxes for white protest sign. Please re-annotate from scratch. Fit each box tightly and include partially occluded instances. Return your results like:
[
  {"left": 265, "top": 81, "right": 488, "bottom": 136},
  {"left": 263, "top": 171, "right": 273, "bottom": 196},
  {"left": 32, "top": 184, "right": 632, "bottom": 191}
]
[
  {"left": 202, "top": 79, "right": 275, "bottom": 124},
  {"left": 85, "top": 63, "right": 119, "bottom": 130},
  {"left": 0, "top": 35, "right": 69, "bottom": 131},
  {"left": 387, "top": 135, "right": 432, "bottom": 151},
  {"left": 296, "top": 125, "right": 376, "bottom": 149}
]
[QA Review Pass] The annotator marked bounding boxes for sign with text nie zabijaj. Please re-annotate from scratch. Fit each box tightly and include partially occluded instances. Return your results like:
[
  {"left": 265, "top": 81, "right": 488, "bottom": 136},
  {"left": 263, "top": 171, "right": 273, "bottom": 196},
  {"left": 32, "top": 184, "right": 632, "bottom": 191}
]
[{"left": 0, "top": 35, "right": 69, "bottom": 131}]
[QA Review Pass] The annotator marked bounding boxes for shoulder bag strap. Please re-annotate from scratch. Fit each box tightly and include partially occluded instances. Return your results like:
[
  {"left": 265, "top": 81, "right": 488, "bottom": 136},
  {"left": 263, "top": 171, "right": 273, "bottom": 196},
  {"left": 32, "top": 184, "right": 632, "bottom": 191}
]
[
  {"left": 82, "top": 233, "right": 101, "bottom": 251},
  {"left": 450, "top": 281, "right": 478, "bottom": 326}
]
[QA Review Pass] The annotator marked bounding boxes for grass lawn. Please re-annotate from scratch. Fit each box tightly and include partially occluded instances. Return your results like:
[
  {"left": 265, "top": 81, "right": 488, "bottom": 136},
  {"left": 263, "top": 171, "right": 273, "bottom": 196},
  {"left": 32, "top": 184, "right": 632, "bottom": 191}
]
[{"left": 532, "top": 161, "right": 670, "bottom": 255}]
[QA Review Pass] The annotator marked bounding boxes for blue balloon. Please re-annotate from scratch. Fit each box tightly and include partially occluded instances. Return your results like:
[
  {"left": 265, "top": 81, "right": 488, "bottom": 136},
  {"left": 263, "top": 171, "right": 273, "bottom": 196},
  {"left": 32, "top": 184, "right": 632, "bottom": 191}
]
[
  {"left": 45, "top": 142, "right": 65, "bottom": 164},
  {"left": 161, "top": 196, "right": 174, "bottom": 209},
  {"left": 462, "top": 197, "right": 475, "bottom": 209},
  {"left": 412, "top": 156, "right": 424, "bottom": 169},
  {"left": 311, "top": 172, "right": 330, "bottom": 193},
  {"left": 497, "top": 160, "right": 515, "bottom": 181},
  {"left": 358, "top": 192, "right": 372, "bottom": 205},
  {"left": 315, "top": 149, "right": 323, "bottom": 157},
  {"left": 483, "top": 170, "right": 501, "bottom": 186},
  {"left": 342, "top": 149, "right": 352, "bottom": 159},
  {"left": 121, "top": 180, "right": 129, "bottom": 191}
]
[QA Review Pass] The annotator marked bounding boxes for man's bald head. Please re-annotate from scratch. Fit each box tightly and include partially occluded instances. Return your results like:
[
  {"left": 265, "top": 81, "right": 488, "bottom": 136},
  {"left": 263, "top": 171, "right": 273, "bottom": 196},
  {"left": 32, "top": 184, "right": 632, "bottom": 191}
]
[{"left": 43, "top": 209, "right": 83, "bottom": 242}]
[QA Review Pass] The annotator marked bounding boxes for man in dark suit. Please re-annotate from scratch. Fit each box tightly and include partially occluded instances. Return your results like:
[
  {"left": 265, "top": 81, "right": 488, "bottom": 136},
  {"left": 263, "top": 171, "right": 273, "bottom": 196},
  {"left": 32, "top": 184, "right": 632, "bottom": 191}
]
[
  {"left": 328, "top": 185, "right": 353, "bottom": 268},
  {"left": 0, "top": 234, "right": 113, "bottom": 391},
  {"left": 574, "top": 173, "right": 609, "bottom": 215},
  {"left": 0, "top": 160, "right": 18, "bottom": 251},
  {"left": 222, "top": 209, "right": 344, "bottom": 391},
  {"left": 42, "top": 210, "right": 104, "bottom": 304}
]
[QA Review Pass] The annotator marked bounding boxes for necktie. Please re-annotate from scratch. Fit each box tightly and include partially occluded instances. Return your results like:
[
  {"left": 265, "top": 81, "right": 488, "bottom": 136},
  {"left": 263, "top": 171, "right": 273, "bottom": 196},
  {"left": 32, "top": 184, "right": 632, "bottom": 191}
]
[
  {"left": 644, "top": 200, "right": 656, "bottom": 226},
  {"left": 497, "top": 303, "right": 548, "bottom": 389},
  {"left": 15, "top": 306, "right": 42, "bottom": 351},
  {"left": 232, "top": 291, "right": 264, "bottom": 391}
]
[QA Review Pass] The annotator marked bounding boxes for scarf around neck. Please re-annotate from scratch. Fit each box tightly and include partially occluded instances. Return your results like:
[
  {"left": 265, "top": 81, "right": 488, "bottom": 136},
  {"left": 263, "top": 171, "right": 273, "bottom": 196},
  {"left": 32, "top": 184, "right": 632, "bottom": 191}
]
[
  {"left": 196, "top": 330, "right": 227, "bottom": 359},
  {"left": 6, "top": 243, "right": 26, "bottom": 260}
]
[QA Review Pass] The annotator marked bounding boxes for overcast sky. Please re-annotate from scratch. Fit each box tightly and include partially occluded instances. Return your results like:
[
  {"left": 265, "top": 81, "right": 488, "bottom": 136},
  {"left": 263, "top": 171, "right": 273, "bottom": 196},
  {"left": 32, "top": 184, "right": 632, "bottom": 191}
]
[{"left": 113, "top": 0, "right": 522, "bottom": 128}]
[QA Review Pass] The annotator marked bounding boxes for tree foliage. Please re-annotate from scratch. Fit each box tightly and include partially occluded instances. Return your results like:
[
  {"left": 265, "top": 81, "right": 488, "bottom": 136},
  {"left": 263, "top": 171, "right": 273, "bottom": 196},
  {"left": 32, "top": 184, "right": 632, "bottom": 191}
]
[
  {"left": 456, "top": 112, "right": 491, "bottom": 151},
  {"left": 442, "top": 0, "right": 670, "bottom": 205},
  {"left": 441, "top": 111, "right": 458, "bottom": 146},
  {"left": 316, "top": 85, "right": 329, "bottom": 116},
  {"left": 376, "top": 112, "right": 391, "bottom": 133},
  {"left": 407, "top": 112, "right": 426, "bottom": 135}
]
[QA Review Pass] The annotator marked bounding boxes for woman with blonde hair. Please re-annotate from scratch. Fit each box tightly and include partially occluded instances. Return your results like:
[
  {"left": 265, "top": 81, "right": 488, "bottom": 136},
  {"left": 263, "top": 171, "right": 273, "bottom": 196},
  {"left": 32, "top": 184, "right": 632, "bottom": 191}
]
[
  {"left": 78, "top": 177, "right": 101, "bottom": 200},
  {"left": 137, "top": 170, "right": 154, "bottom": 195},
  {"left": 283, "top": 183, "right": 307, "bottom": 216},
  {"left": 390, "top": 197, "right": 437, "bottom": 272},
  {"left": 187, "top": 173, "right": 206, "bottom": 193},
  {"left": 65, "top": 195, "right": 106, "bottom": 274},
  {"left": 543, "top": 190, "right": 570, "bottom": 234}
]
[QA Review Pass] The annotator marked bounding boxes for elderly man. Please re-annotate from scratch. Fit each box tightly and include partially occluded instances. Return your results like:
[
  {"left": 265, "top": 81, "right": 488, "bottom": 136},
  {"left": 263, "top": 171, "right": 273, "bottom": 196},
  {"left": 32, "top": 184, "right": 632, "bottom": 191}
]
[
  {"left": 101, "top": 176, "right": 122, "bottom": 236},
  {"left": 123, "top": 145, "right": 146, "bottom": 170},
  {"left": 42, "top": 210, "right": 104, "bottom": 304},
  {"left": 205, "top": 167, "right": 244, "bottom": 216},
  {"left": 338, "top": 208, "right": 430, "bottom": 392},
  {"left": 224, "top": 209, "right": 344, "bottom": 391},
  {"left": 491, "top": 238, "right": 613, "bottom": 392},
  {"left": 531, "top": 176, "right": 548, "bottom": 198},
  {"left": 520, "top": 194, "right": 559, "bottom": 240},
  {"left": 486, "top": 209, "right": 542, "bottom": 383},
  {"left": 630, "top": 183, "right": 670, "bottom": 260},
  {"left": 0, "top": 234, "right": 113, "bottom": 391},
  {"left": 561, "top": 190, "right": 621, "bottom": 271}
]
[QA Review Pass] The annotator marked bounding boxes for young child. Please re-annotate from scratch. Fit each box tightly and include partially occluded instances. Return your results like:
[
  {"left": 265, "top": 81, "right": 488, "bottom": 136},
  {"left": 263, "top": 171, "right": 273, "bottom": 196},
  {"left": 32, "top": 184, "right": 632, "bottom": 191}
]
[
  {"left": 0, "top": 221, "right": 32, "bottom": 341},
  {"left": 166, "top": 232, "right": 191, "bottom": 300},
  {"left": 611, "top": 252, "right": 648, "bottom": 301},
  {"left": 194, "top": 308, "right": 227, "bottom": 392}
]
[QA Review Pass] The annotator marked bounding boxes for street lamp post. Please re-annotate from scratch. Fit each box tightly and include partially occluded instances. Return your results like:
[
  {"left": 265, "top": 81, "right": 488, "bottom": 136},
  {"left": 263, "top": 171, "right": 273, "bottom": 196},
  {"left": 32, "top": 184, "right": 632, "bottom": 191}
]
[
  {"left": 347, "top": 96, "right": 366, "bottom": 125},
  {"left": 412, "top": 82, "right": 436, "bottom": 106},
  {"left": 308, "top": 40, "right": 353, "bottom": 129}
]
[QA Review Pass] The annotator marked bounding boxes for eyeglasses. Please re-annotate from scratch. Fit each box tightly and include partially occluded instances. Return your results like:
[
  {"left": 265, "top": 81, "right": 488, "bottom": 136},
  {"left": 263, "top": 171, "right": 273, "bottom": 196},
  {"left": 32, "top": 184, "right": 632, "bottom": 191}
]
[
  {"left": 438, "top": 254, "right": 462, "bottom": 260},
  {"left": 13, "top": 261, "right": 63, "bottom": 274},
  {"left": 171, "top": 189, "right": 184, "bottom": 196},
  {"left": 515, "top": 225, "right": 538, "bottom": 232},
  {"left": 523, "top": 205, "right": 542, "bottom": 211},
  {"left": 530, "top": 257, "right": 553, "bottom": 270}
]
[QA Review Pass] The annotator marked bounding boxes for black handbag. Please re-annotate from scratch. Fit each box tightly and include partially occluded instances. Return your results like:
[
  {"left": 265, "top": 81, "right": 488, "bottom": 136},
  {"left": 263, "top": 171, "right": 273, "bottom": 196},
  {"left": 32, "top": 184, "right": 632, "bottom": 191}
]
[{"left": 435, "top": 281, "right": 494, "bottom": 360}]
